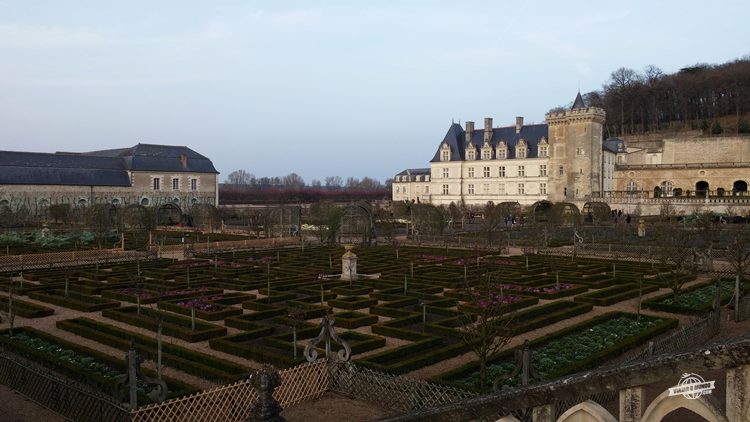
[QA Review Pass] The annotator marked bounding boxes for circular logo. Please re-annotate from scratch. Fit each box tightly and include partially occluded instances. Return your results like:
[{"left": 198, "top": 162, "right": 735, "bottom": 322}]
[{"left": 669, "top": 373, "right": 715, "bottom": 399}]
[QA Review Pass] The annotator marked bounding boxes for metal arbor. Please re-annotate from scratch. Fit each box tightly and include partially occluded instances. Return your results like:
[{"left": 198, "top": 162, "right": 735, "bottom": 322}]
[
  {"left": 581, "top": 201, "right": 611, "bottom": 223},
  {"left": 339, "top": 201, "right": 373, "bottom": 245}
]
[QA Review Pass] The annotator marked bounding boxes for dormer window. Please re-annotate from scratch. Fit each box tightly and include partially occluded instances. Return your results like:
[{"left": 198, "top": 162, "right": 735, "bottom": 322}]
[
  {"left": 466, "top": 149, "right": 476, "bottom": 160},
  {"left": 516, "top": 139, "right": 528, "bottom": 159},
  {"left": 481, "top": 142, "right": 493, "bottom": 160},
  {"left": 538, "top": 137, "right": 549, "bottom": 157},
  {"left": 440, "top": 143, "right": 451, "bottom": 161},
  {"left": 496, "top": 141, "right": 508, "bottom": 159}
]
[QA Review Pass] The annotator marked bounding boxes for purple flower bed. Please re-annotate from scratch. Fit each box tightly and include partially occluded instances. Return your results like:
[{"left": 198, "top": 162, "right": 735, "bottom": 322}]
[
  {"left": 117, "top": 288, "right": 153, "bottom": 299},
  {"left": 468, "top": 290, "right": 523, "bottom": 308},
  {"left": 416, "top": 254, "right": 450, "bottom": 262},
  {"left": 175, "top": 295, "right": 225, "bottom": 312},
  {"left": 494, "top": 283, "right": 575, "bottom": 294},
  {"left": 455, "top": 258, "right": 479, "bottom": 266},
  {"left": 116, "top": 287, "right": 212, "bottom": 300},
  {"left": 171, "top": 260, "right": 212, "bottom": 269}
]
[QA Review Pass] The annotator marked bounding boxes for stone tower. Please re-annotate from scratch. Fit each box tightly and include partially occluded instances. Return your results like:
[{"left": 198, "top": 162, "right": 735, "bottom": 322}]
[{"left": 545, "top": 92, "right": 606, "bottom": 203}]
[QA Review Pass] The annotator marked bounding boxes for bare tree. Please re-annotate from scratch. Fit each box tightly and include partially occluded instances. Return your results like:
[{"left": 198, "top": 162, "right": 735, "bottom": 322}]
[
  {"left": 654, "top": 225, "right": 699, "bottom": 301},
  {"left": 480, "top": 202, "right": 503, "bottom": 246},
  {"left": 725, "top": 227, "right": 750, "bottom": 321},
  {"left": 225, "top": 169, "right": 254, "bottom": 185},
  {"left": 324, "top": 176, "right": 343, "bottom": 188},
  {"left": 458, "top": 272, "right": 516, "bottom": 390}
]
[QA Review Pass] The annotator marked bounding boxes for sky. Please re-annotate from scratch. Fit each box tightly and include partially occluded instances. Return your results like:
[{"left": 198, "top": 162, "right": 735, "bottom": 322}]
[{"left": 0, "top": 1, "right": 748, "bottom": 184}]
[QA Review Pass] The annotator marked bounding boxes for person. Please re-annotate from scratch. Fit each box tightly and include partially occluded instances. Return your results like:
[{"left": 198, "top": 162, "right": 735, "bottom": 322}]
[{"left": 626, "top": 214, "right": 631, "bottom": 224}]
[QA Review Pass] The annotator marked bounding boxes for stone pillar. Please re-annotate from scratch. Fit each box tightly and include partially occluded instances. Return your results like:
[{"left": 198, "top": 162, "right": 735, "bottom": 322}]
[
  {"left": 727, "top": 365, "right": 750, "bottom": 422},
  {"left": 341, "top": 244, "right": 358, "bottom": 281},
  {"left": 247, "top": 366, "right": 286, "bottom": 422},
  {"left": 619, "top": 386, "right": 645, "bottom": 422},
  {"left": 532, "top": 404, "right": 554, "bottom": 422}
]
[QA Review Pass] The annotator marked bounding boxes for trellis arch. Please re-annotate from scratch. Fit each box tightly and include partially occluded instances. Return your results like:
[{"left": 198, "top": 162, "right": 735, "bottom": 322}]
[
  {"left": 340, "top": 201, "right": 374, "bottom": 244},
  {"left": 157, "top": 203, "right": 183, "bottom": 226},
  {"left": 549, "top": 202, "right": 581, "bottom": 226},
  {"left": 531, "top": 200, "right": 553, "bottom": 223},
  {"left": 582, "top": 202, "right": 611, "bottom": 223}
]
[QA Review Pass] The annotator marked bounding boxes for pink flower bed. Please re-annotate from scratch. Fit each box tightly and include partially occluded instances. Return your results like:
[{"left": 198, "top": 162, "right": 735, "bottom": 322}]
[
  {"left": 455, "top": 258, "right": 479, "bottom": 266},
  {"left": 416, "top": 254, "right": 450, "bottom": 262}
]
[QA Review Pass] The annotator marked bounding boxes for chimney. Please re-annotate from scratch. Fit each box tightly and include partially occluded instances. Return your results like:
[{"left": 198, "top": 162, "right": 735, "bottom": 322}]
[
  {"left": 484, "top": 118, "right": 493, "bottom": 143},
  {"left": 515, "top": 116, "right": 524, "bottom": 134},
  {"left": 465, "top": 121, "right": 474, "bottom": 144},
  {"left": 180, "top": 154, "right": 188, "bottom": 169}
]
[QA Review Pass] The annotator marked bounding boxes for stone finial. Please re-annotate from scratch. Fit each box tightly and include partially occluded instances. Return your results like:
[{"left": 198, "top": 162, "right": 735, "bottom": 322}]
[{"left": 247, "top": 365, "right": 286, "bottom": 422}]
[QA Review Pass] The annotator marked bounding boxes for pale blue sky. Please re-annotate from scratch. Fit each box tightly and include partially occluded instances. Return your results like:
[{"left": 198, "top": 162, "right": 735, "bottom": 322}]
[{"left": 0, "top": 1, "right": 748, "bottom": 183}]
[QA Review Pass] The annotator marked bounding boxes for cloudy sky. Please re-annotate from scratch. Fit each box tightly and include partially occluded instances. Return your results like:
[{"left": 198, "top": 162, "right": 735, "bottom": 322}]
[{"left": 0, "top": 1, "right": 747, "bottom": 183}]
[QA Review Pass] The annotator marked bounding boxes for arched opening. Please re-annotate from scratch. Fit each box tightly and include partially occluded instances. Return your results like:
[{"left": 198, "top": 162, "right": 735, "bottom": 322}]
[
  {"left": 556, "top": 400, "right": 616, "bottom": 422},
  {"left": 157, "top": 203, "right": 182, "bottom": 226},
  {"left": 531, "top": 200, "right": 553, "bottom": 223},
  {"left": 641, "top": 390, "right": 727, "bottom": 422},
  {"left": 141, "top": 197, "right": 150, "bottom": 206},
  {"left": 733, "top": 180, "right": 747, "bottom": 194},
  {"left": 696, "top": 180, "right": 709, "bottom": 195},
  {"left": 582, "top": 202, "right": 611, "bottom": 223}
]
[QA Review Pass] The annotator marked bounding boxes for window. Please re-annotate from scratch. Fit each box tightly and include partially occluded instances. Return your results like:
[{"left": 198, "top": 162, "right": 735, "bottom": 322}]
[
  {"left": 518, "top": 166, "right": 525, "bottom": 177},
  {"left": 517, "top": 148, "right": 526, "bottom": 158},
  {"left": 540, "top": 183, "right": 547, "bottom": 195},
  {"left": 467, "top": 184, "right": 474, "bottom": 195},
  {"left": 190, "top": 178, "right": 198, "bottom": 191},
  {"left": 483, "top": 167, "right": 490, "bottom": 178},
  {"left": 442, "top": 168, "right": 449, "bottom": 179},
  {"left": 660, "top": 181, "right": 674, "bottom": 196},
  {"left": 539, "top": 145, "right": 548, "bottom": 157},
  {"left": 441, "top": 149, "right": 450, "bottom": 161},
  {"left": 498, "top": 183, "right": 505, "bottom": 194},
  {"left": 497, "top": 148, "right": 507, "bottom": 159},
  {"left": 576, "top": 147, "right": 584, "bottom": 156},
  {"left": 499, "top": 166, "right": 506, "bottom": 177},
  {"left": 482, "top": 184, "right": 489, "bottom": 193},
  {"left": 395, "top": 187, "right": 400, "bottom": 193},
  {"left": 442, "top": 184, "right": 449, "bottom": 195},
  {"left": 482, "top": 149, "right": 491, "bottom": 160},
  {"left": 153, "top": 177, "right": 161, "bottom": 190},
  {"left": 540, "top": 165, "right": 547, "bottom": 177},
  {"left": 558, "top": 166, "right": 564, "bottom": 176},
  {"left": 172, "top": 178, "right": 179, "bottom": 190},
  {"left": 467, "top": 150, "right": 475, "bottom": 160},
  {"left": 518, "top": 183, "right": 525, "bottom": 194},
  {"left": 468, "top": 167, "right": 474, "bottom": 178},
  {"left": 425, "top": 186, "right": 429, "bottom": 194},
  {"left": 626, "top": 180, "right": 638, "bottom": 192}
]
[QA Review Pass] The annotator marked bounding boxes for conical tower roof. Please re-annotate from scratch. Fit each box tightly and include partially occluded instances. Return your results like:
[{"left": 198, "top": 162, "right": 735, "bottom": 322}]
[{"left": 571, "top": 91, "right": 586, "bottom": 109}]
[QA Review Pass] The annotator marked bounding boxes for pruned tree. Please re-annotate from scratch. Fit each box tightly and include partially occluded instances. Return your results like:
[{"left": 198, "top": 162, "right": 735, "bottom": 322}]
[
  {"left": 654, "top": 225, "right": 700, "bottom": 301},
  {"left": 411, "top": 204, "right": 445, "bottom": 236},
  {"left": 725, "top": 227, "right": 750, "bottom": 321},
  {"left": 458, "top": 272, "right": 516, "bottom": 391},
  {"left": 85, "top": 204, "right": 115, "bottom": 248},
  {"left": 480, "top": 202, "right": 503, "bottom": 246}
]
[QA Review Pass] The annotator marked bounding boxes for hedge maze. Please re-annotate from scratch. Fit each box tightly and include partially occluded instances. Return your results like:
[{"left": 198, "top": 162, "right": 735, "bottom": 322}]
[{"left": 0, "top": 244, "right": 710, "bottom": 397}]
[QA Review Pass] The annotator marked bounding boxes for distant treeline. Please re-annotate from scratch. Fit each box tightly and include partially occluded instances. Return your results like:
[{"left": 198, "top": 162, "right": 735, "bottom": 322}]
[
  {"left": 219, "top": 184, "right": 390, "bottom": 204},
  {"left": 558, "top": 57, "right": 750, "bottom": 136}
]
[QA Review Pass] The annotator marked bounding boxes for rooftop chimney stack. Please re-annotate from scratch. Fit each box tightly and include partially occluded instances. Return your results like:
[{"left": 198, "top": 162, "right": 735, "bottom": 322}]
[
  {"left": 484, "top": 118, "right": 493, "bottom": 143},
  {"left": 465, "top": 121, "right": 475, "bottom": 144},
  {"left": 515, "top": 116, "right": 524, "bottom": 134}
]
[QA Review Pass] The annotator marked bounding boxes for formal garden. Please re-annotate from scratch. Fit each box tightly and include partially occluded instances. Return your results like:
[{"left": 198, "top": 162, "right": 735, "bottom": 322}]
[{"left": 2, "top": 239, "right": 742, "bottom": 417}]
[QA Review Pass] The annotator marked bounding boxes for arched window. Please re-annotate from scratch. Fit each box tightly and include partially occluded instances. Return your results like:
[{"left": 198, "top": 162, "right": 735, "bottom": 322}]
[
  {"left": 733, "top": 180, "right": 747, "bottom": 193},
  {"left": 660, "top": 181, "right": 673, "bottom": 196},
  {"left": 141, "top": 198, "right": 150, "bottom": 206},
  {"left": 626, "top": 180, "right": 638, "bottom": 192},
  {"left": 696, "top": 180, "right": 709, "bottom": 193},
  {"left": 112, "top": 198, "right": 120, "bottom": 206},
  {"left": 191, "top": 198, "right": 199, "bottom": 205},
  {"left": 78, "top": 198, "right": 88, "bottom": 207}
]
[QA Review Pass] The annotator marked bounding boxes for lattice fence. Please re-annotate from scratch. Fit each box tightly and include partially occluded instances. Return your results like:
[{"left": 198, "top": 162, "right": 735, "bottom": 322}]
[
  {"left": 327, "top": 360, "right": 476, "bottom": 413},
  {"left": 130, "top": 359, "right": 328, "bottom": 422},
  {"left": 0, "top": 249, "right": 152, "bottom": 272},
  {"left": 0, "top": 351, "right": 130, "bottom": 422}
]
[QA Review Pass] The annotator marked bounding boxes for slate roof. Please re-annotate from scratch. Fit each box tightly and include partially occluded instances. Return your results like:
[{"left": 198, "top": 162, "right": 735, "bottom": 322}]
[
  {"left": 571, "top": 92, "right": 586, "bottom": 109},
  {"left": 430, "top": 123, "right": 549, "bottom": 163},
  {"left": 603, "top": 137, "right": 626, "bottom": 153},
  {"left": 395, "top": 168, "right": 430, "bottom": 176},
  {"left": 0, "top": 143, "right": 217, "bottom": 186}
]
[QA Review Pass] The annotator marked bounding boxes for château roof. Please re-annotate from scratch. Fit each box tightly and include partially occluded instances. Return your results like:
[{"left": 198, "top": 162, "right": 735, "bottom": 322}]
[
  {"left": 429, "top": 123, "right": 549, "bottom": 163},
  {"left": 0, "top": 143, "right": 217, "bottom": 186}
]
